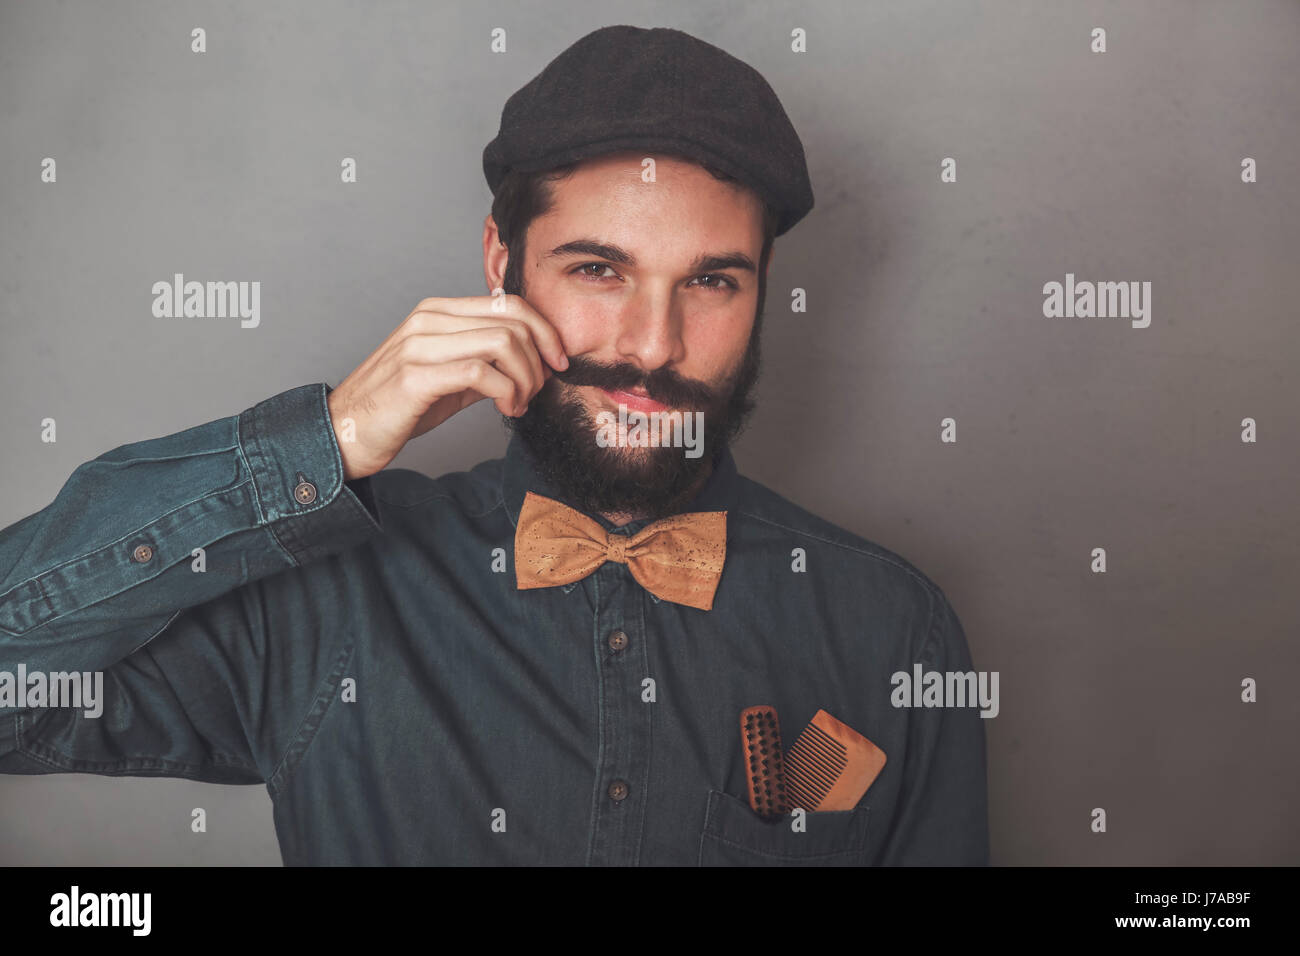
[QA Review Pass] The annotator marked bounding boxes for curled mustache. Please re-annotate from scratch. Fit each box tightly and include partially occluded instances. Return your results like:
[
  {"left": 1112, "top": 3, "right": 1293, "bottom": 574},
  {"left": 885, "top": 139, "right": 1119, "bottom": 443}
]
[{"left": 549, "top": 355, "right": 716, "bottom": 409}]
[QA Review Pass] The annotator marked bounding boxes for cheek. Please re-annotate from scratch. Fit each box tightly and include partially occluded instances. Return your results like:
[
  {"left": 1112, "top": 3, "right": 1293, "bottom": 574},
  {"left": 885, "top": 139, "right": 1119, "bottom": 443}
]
[
  {"left": 526, "top": 266, "right": 612, "bottom": 354},
  {"left": 547, "top": 306, "right": 616, "bottom": 357},
  {"left": 687, "top": 318, "right": 754, "bottom": 377}
]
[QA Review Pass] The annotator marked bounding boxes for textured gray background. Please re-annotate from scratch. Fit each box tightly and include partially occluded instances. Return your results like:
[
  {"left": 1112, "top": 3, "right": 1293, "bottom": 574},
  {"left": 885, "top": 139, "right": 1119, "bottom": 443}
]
[{"left": 1, "top": 0, "right": 1297, "bottom": 865}]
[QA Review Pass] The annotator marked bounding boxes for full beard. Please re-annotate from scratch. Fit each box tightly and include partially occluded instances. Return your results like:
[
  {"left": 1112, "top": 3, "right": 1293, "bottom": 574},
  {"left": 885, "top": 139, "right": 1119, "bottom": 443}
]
[{"left": 503, "top": 321, "right": 763, "bottom": 522}]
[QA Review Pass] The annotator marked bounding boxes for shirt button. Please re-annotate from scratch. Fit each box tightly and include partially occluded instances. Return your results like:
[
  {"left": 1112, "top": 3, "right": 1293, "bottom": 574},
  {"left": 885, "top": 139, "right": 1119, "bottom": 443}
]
[
  {"left": 607, "top": 629, "right": 629, "bottom": 652},
  {"left": 607, "top": 779, "right": 629, "bottom": 802},
  {"left": 293, "top": 472, "right": 318, "bottom": 505},
  {"left": 131, "top": 543, "right": 154, "bottom": 563}
]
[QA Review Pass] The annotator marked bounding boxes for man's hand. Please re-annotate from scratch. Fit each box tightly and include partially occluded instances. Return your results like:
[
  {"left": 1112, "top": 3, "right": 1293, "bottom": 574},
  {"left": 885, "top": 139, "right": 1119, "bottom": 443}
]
[{"left": 326, "top": 295, "right": 569, "bottom": 480}]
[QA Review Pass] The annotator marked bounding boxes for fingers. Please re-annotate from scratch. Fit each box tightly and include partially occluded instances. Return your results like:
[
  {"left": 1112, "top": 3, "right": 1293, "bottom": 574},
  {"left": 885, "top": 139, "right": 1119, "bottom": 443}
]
[
  {"left": 330, "top": 295, "right": 564, "bottom": 478},
  {"left": 408, "top": 357, "right": 520, "bottom": 418},
  {"left": 452, "top": 319, "right": 545, "bottom": 400},
  {"left": 411, "top": 294, "right": 569, "bottom": 372},
  {"left": 393, "top": 306, "right": 555, "bottom": 414},
  {"left": 394, "top": 328, "right": 543, "bottom": 414}
]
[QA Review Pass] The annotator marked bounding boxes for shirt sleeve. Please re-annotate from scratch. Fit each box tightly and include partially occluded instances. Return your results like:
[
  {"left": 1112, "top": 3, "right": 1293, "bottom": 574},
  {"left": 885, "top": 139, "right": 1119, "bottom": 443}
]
[
  {"left": 875, "top": 589, "right": 991, "bottom": 865},
  {"left": 0, "top": 382, "right": 383, "bottom": 785}
]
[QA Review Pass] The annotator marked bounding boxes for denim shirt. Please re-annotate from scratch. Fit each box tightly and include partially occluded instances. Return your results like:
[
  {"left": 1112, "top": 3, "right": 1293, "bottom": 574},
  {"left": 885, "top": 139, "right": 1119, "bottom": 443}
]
[{"left": 0, "top": 383, "right": 989, "bottom": 865}]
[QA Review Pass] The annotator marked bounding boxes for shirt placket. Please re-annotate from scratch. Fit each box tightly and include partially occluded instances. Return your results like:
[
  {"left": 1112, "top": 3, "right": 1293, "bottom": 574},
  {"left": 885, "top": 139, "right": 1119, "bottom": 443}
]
[{"left": 584, "top": 546, "right": 652, "bottom": 866}]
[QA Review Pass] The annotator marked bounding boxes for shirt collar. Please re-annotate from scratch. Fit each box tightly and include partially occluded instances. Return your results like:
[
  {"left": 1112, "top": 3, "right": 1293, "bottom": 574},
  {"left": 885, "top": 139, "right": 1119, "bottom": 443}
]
[{"left": 500, "top": 433, "right": 737, "bottom": 535}]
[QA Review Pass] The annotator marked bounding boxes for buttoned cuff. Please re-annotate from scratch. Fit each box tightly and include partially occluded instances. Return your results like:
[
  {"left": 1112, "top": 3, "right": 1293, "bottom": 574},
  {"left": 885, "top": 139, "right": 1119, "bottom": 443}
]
[{"left": 237, "top": 383, "right": 383, "bottom": 566}]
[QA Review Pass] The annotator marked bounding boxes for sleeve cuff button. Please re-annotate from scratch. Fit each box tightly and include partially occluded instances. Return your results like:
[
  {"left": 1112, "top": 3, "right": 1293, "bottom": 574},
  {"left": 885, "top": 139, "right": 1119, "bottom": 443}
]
[{"left": 293, "top": 472, "right": 318, "bottom": 505}]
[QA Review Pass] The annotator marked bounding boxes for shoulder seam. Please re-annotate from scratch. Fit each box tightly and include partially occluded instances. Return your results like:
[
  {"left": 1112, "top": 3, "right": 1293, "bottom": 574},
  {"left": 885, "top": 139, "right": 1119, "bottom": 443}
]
[{"left": 920, "top": 585, "right": 945, "bottom": 667}]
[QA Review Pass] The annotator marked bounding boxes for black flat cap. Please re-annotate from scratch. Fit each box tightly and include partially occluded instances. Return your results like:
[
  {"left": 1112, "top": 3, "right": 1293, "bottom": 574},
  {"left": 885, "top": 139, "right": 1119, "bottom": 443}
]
[{"left": 482, "top": 25, "right": 814, "bottom": 236}]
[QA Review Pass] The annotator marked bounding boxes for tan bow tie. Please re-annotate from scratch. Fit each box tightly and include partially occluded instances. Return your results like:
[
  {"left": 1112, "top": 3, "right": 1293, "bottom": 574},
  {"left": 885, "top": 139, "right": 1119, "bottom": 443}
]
[{"left": 514, "top": 491, "right": 727, "bottom": 610}]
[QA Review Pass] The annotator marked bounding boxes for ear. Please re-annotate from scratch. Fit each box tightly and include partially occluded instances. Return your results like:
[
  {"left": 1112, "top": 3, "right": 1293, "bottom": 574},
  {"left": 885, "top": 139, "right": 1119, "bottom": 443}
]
[{"left": 483, "top": 215, "right": 509, "bottom": 294}]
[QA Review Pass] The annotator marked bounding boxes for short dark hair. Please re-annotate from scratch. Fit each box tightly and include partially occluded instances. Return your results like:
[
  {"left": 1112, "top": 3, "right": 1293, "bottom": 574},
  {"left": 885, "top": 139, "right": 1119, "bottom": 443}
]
[{"left": 491, "top": 157, "right": 780, "bottom": 297}]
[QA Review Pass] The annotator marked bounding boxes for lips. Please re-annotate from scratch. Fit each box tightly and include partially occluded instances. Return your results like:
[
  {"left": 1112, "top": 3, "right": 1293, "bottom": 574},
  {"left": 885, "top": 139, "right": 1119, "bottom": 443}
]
[{"left": 596, "top": 386, "right": 670, "bottom": 414}]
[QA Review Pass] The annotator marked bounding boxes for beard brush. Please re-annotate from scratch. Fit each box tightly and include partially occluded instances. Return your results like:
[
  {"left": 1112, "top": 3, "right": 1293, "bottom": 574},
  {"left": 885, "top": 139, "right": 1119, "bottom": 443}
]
[{"left": 740, "top": 704, "right": 791, "bottom": 819}]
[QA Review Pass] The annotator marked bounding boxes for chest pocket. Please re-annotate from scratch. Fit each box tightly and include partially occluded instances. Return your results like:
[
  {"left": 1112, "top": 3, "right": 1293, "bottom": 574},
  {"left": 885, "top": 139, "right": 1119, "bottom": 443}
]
[{"left": 697, "top": 789, "right": 871, "bottom": 866}]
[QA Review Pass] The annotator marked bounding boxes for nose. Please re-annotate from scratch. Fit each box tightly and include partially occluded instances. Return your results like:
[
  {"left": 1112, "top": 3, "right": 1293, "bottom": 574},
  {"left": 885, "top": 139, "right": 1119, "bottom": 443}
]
[{"left": 611, "top": 285, "right": 686, "bottom": 372}]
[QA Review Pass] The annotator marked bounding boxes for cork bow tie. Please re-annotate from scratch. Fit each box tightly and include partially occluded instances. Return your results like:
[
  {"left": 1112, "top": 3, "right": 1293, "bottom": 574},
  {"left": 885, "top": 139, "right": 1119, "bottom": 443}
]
[{"left": 514, "top": 490, "right": 727, "bottom": 610}]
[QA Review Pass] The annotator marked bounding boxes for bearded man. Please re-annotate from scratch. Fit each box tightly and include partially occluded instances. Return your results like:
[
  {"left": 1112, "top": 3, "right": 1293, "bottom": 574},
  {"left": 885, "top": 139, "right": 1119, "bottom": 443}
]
[{"left": 0, "top": 25, "right": 988, "bottom": 866}]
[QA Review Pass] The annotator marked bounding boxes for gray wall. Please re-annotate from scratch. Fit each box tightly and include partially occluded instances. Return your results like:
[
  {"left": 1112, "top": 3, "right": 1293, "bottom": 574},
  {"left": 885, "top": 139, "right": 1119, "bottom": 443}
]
[{"left": 1, "top": 0, "right": 1296, "bottom": 865}]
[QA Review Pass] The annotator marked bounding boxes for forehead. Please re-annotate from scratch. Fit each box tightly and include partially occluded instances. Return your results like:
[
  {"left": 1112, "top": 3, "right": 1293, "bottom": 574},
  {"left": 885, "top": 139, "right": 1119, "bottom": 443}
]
[{"left": 534, "top": 151, "right": 764, "bottom": 253}]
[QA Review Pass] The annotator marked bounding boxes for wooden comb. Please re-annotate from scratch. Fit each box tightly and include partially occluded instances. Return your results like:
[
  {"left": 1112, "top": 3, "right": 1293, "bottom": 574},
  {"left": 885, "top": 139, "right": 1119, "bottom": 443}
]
[
  {"left": 784, "top": 709, "right": 887, "bottom": 811},
  {"left": 740, "top": 705, "right": 790, "bottom": 819}
]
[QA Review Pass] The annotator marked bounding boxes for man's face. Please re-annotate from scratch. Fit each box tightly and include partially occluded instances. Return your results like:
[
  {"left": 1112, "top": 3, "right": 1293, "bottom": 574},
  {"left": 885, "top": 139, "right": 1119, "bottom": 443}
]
[{"left": 486, "top": 151, "right": 769, "bottom": 521}]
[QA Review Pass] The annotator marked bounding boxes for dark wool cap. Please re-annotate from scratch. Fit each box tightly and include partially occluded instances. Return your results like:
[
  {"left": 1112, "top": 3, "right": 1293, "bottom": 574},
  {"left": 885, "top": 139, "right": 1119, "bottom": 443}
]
[{"left": 482, "top": 25, "right": 814, "bottom": 236}]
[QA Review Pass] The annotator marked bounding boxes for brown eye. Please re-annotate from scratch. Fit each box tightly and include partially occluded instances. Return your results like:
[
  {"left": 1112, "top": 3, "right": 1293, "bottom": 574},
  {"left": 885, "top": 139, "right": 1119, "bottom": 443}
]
[{"left": 692, "top": 273, "right": 737, "bottom": 291}]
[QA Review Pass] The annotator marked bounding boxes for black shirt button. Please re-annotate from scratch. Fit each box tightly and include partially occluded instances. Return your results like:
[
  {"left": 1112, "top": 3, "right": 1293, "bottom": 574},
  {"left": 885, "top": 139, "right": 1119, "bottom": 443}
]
[
  {"left": 607, "top": 779, "right": 629, "bottom": 802},
  {"left": 131, "top": 543, "right": 154, "bottom": 563},
  {"left": 293, "top": 472, "right": 318, "bottom": 505},
  {"left": 607, "top": 629, "right": 629, "bottom": 652}
]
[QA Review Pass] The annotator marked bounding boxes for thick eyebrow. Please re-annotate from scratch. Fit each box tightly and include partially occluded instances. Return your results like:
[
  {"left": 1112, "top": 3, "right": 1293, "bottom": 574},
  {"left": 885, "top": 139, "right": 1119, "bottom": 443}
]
[{"left": 543, "top": 239, "right": 756, "bottom": 274}]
